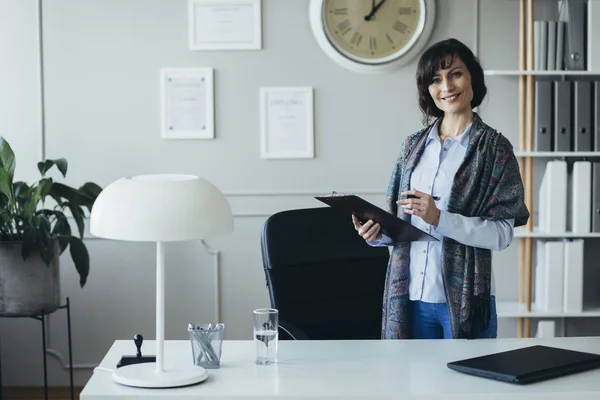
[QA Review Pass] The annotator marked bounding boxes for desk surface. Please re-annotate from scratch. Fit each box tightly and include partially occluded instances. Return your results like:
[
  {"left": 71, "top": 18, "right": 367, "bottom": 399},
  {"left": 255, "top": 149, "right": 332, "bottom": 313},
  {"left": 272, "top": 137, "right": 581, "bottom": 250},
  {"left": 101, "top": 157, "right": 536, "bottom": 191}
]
[{"left": 81, "top": 337, "right": 600, "bottom": 399}]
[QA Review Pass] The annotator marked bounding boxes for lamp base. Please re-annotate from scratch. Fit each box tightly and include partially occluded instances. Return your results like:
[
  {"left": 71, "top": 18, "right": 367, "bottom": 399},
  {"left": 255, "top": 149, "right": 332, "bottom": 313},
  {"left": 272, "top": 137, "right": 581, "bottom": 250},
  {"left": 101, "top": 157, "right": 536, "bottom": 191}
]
[{"left": 113, "top": 362, "right": 208, "bottom": 388}]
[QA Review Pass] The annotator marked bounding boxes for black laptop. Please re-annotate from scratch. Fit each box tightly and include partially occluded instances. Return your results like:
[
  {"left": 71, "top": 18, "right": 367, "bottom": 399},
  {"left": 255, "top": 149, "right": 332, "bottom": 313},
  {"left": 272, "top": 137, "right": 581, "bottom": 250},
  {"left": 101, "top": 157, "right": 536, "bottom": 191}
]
[{"left": 447, "top": 345, "right": 600, "bottom": 384}]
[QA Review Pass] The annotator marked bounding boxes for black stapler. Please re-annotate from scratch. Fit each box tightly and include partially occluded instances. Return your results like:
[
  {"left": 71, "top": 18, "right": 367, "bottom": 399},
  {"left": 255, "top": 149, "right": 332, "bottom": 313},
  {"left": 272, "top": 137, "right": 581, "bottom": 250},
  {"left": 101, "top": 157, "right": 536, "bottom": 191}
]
[{"left": 116, "top": 334, "right": 156, "bottom": 368}]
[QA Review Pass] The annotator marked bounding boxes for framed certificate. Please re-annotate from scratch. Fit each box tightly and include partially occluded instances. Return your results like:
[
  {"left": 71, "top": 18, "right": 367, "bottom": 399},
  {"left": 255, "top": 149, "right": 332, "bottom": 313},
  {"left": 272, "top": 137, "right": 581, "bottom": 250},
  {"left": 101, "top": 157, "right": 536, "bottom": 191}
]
[
  {"left": 260, "top": 87, "right": 315, "bottom": 159},
  {"left": 188, "top": 0, "right": 262, "bottom": 50},
  {"left": 160, "top": 68, "right": 214, "bottom": 140}
]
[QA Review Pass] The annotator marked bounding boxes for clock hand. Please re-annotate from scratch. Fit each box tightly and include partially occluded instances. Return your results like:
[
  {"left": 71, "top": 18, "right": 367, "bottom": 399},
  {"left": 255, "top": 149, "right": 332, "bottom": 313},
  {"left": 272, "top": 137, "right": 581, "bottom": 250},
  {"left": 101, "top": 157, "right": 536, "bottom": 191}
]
[
  {"left": 364, "top": 0, "right": 387, "bottom": 21},
  {"left": 365, "top": 0, "right": 376, "bottom": 20}
]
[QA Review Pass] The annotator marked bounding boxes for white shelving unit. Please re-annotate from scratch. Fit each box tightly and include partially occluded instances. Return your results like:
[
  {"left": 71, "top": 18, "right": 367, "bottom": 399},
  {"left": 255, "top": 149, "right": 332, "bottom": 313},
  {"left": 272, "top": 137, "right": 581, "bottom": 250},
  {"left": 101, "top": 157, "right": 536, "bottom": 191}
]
[{"left": 480, "top": 0, "right": 600, "bottom": 336}]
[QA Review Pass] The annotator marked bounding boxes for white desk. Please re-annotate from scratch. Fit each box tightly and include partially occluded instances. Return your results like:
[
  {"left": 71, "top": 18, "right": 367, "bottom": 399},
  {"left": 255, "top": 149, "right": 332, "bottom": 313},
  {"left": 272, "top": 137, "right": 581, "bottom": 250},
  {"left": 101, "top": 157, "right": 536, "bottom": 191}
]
[{"left": 81, "top": 337, "right": 600, "bottom": 399}]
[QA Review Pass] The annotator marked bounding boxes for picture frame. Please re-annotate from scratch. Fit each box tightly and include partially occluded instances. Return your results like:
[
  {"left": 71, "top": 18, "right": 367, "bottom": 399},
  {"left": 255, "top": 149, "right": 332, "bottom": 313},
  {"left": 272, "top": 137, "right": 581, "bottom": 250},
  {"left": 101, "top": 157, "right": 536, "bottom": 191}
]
[
  {"left": 188, "top": 0, "right": 262, "bottom": 50},
  {"left": 160, "top": 68, "right": 214, "bottom": 140},
  {"left": 260, "top": 87, "right": 315, "bottom": 159}
]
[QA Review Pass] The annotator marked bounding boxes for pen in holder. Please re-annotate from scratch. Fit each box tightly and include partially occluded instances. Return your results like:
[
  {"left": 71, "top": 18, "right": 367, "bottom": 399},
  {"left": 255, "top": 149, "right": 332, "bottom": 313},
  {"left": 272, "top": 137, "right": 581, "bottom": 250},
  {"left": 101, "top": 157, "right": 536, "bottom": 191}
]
[{"left": 188, "top": 323, "right": 225, "bottom": 369}]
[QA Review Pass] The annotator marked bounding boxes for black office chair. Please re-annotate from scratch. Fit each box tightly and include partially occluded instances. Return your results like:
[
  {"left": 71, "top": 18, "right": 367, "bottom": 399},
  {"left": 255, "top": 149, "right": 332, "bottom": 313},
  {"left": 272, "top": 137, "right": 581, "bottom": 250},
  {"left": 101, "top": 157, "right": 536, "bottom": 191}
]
[{"left": 260, "top": 207, "right": 390, "bottom": 340}]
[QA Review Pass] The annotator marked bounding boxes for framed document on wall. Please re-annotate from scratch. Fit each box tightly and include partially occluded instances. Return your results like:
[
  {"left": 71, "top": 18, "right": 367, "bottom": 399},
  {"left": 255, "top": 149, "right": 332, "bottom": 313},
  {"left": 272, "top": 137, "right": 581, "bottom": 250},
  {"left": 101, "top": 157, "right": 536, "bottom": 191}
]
[
  {"left": 160, "top": 68, "right": 214, "bottom": 140},
  {"left": 260, "top": 87, "right": 314, "bottom": 159},
  {"left": 188, "top": 0, "right": 262, "bottom": 50}
]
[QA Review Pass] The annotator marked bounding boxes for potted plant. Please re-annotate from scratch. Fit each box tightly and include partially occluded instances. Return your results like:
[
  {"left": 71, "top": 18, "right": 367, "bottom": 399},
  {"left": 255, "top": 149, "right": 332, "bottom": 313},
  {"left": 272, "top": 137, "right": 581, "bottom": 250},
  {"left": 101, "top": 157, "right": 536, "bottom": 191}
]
[{"left": 0, "top": 136, "right": 102, "bottom": 317}]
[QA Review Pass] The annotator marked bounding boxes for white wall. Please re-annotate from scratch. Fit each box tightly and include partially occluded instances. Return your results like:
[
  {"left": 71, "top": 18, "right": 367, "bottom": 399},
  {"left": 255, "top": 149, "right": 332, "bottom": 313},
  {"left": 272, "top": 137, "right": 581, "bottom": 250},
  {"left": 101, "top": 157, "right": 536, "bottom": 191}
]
[
  {"left": 1, "top": 0, "right": 598, "bottom": 388},
  {"left": 0, "top": 0, "right": 42, "bottom": 182}
]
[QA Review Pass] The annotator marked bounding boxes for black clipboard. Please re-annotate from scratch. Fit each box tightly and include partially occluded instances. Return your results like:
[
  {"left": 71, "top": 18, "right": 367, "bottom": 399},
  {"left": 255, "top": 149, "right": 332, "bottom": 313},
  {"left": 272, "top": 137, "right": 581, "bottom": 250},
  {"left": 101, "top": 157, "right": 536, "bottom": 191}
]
[{"left": 314, "top": 194, "right": 438, "bottom": 242}]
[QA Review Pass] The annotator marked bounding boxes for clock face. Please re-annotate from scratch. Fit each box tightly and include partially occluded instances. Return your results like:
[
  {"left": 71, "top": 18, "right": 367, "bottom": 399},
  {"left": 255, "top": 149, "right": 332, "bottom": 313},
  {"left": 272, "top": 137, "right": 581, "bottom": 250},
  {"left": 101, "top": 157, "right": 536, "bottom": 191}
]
[{"left": 322, "top": 0, "right": 425, "bottom": 64}]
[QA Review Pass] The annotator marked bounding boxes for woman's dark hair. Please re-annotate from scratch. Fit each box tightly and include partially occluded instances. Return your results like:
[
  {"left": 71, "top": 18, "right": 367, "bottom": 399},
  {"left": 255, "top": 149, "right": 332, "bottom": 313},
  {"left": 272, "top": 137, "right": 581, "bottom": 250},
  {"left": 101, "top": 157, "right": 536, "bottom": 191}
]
[{"left": 416, "top": 38, "right": 487, "bottom": 125}]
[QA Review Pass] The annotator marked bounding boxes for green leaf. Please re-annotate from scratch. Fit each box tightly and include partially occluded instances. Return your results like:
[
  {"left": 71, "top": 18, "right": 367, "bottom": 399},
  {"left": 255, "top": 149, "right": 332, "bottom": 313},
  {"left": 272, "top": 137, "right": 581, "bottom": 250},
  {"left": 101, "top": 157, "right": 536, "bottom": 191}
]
[
  {"left": 0, "top": 169, "right": 12, "bottom": 200},
  {"left": 32, "top": 210, "right": 71, "bottom": 254},
  {"left": 45, "top": 210, "right": 69, "bottom": 232},
  {"left": 0, "top": 137, "right": 16, "bottom": 182},
  {"left": 64, "top": 235, "right": 89, "bottom": 288},
  {"left": 51, "top": 211, "right": 71, "bottom": 253},
  {"left": 35, "top": 214, "right": 51, "bottom": 235},
  {"left": 51, "top": 182, "right": 93, "bottom": 207},
  {"left": 22, "top": 186, "right": 42, "bottom": 219},
  {"left": 20, "top": 227, "right": 36, "bottom": 260},
  {"left": 38, "top": 158, "right": 67, "bottom": 178},
  {"left": 79, "top": 182, "right": 102, "bottom": 200},
  {"left": 33, "top": 178, "right": 53, "bottom": 202},
  {"left": 17, "top": 179, "right": 52, "bottom": 221},
  {"left": 34, "top": 215, "right": 54, "bottom": 265},
  {"left": 66, "top": 202, "right": 85, "bottom": 238},
  {"left": 49, "top": 192, "right": 65, "bottom": 209},
  {"left": 0, "top": 192, "right": 8, "bottom": 208},
  {"left": 13, "top": 181, "right": 30, "bottom": 200}
]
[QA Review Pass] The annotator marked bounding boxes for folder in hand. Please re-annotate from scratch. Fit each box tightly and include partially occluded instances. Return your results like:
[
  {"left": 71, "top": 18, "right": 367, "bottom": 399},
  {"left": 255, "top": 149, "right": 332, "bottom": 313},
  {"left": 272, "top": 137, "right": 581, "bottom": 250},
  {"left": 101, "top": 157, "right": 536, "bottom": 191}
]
[{"left": 314, "top": 193, "right": 438, "bottom": 242}]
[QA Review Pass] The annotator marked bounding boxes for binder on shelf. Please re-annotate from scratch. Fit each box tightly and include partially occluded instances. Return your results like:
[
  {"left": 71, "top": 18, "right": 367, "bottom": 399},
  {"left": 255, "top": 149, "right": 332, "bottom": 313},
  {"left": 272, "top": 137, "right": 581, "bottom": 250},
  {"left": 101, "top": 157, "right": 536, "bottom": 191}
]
[
  {"left": 542, "top": 241, "right": 565, "bottom": 313},
  {"left": 534, "top": 21, "right": 542, "bottom": 70},
  {"left": 547, "top": 21, "right": 557, "bottom": 70},
  {"left": 594, "top": 81, "right": 600, "bottom": 151},
  {"left": 536, "top": 321, "right": 556, "bottom": 338},
  {"left": 563, "top": 0, "right": 587, "bottom": 70},
  {"left": 534, "top": 241, "right": 546, "bottom": 310},
  {"left": 540, "top": 21, "right": 549, "bottom": 70},
  {"left": 563, "top": 239, "right": 584, "bottom": 313},
  {"left": 553, "top": 81, "right": 572, "bottom": 151},
  {"left": 571, "top": 161, "right": 592, "bottom": 233},
  {"left": 556, "top": 21, "right": 566, "bottom": 70},
  {"left": 534, "top": 80, "right": 552, "bottom": 151},
  {"left": 574, "top": 81, "right": 592, "bottom": 151},
  {"left": 592, "top": 162, "right": 600, "bottom": 232},
  {"left": 539, "top": 161, "right": 567, "bottom": 233}
]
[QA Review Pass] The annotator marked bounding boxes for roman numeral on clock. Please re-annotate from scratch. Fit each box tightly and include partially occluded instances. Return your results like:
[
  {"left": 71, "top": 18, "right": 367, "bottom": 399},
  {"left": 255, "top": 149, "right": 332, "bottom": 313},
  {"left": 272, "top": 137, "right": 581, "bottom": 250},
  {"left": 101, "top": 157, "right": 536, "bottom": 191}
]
[
  {"left": 398, "top": 7, "right": 412, "bottom": 15},
  {"left": 393, "top": 20, "right": 408, "bottom": 34},
  {"left": 369, "top": 36, "right": 377, "bottom": 51},
  {"left": 350, "top": 32, "right": 363, "bottom": 46},
  {"left": 337, "top": 19, "right": 352, "bottom": 35},
  {"left": 333, "top": 8, "right": 348, "bottom": 15}
]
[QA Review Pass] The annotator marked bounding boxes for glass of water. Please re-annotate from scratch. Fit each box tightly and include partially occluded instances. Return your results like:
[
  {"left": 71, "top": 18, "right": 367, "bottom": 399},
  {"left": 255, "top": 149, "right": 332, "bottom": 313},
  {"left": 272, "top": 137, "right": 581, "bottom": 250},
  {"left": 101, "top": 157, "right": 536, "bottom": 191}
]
[{"left": 253, "top": 308, "right": 278, "bottom": 365}]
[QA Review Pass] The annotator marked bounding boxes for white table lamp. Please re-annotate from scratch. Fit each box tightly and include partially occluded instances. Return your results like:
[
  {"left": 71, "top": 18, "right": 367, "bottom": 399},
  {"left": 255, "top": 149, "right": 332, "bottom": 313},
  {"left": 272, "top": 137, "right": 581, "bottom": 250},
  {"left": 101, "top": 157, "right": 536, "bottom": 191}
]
[{"left": 90, "top": 174, "right": 233, "bottom": 388}]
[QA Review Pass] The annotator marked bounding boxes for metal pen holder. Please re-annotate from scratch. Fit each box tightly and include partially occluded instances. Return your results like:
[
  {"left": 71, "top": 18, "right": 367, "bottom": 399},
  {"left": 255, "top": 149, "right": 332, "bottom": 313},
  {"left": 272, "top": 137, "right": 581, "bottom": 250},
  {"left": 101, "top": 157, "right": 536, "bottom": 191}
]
[{"left": 188, "top": 323, "right": 224, "bottom": 369}]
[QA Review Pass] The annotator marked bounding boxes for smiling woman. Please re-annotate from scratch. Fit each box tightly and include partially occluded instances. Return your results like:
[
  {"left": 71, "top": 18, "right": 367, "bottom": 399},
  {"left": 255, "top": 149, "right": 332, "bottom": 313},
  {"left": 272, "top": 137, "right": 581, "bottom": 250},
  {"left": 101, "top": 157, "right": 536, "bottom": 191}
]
[
  {"left": 416, "top": 39, "right": 487, "bottom": 128},
  {"left": 352, "top": 38, "right": 530, "bottom": 341}
]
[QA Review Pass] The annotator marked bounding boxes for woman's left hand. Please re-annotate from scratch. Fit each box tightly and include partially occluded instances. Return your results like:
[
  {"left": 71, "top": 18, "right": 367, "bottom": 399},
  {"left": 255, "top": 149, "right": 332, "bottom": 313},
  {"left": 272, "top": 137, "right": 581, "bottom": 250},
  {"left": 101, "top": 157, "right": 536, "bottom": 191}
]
[{"left": 397, "top": 189, "right": 441, "bottom": 226}]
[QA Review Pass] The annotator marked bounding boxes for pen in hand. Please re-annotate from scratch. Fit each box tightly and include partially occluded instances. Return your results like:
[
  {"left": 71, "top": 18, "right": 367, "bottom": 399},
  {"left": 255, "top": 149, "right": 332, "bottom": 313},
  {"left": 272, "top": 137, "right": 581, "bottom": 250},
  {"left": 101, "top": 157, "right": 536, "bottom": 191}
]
[{"left": 407, "top": 194, "right": 440, "bottom": 201}]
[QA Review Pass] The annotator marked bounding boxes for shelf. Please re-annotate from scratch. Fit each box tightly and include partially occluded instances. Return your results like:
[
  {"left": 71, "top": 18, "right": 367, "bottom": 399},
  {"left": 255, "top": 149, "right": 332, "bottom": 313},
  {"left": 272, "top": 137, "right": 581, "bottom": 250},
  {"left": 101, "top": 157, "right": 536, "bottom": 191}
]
[
  {"left": 497, "top": 301, "right": 600, "bottom": 318},
  {"left": 514, "top": 228, "right": 600, "bottom": 238},
  {"left": 515, "top": 152, "right": 600, "bottom": 158},
  {"left": 484, "top": 70, "right": 600, "bottom": 76}
]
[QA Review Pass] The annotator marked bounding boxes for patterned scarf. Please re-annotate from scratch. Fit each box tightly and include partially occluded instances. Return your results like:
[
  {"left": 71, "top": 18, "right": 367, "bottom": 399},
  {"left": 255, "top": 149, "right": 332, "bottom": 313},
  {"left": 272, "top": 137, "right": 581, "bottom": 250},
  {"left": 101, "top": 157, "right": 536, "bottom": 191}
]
[{"left": 381, "top": 113, "right": 529, "bottom": 339}]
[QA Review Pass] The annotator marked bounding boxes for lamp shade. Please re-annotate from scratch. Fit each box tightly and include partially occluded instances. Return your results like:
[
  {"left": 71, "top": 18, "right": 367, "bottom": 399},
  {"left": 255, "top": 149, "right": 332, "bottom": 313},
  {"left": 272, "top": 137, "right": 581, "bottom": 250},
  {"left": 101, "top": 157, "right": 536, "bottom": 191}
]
[{"left": 90, "top": 174, "right": 233, "bottom": 242}]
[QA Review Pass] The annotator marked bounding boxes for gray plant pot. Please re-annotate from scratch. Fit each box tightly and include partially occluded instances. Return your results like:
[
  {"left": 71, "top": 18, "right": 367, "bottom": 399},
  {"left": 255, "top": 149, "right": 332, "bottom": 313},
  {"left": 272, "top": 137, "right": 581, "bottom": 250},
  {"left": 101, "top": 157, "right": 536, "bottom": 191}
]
[{"left": 0, "top": 241, "right": 60, "bottom": 317}]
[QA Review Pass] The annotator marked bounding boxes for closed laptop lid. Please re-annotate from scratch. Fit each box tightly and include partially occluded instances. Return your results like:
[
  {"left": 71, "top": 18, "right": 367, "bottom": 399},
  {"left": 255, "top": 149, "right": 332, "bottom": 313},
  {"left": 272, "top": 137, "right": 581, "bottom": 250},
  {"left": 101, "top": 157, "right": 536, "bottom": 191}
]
[{"left": 448, "top": 345, "right": 600, "bottom": 381}]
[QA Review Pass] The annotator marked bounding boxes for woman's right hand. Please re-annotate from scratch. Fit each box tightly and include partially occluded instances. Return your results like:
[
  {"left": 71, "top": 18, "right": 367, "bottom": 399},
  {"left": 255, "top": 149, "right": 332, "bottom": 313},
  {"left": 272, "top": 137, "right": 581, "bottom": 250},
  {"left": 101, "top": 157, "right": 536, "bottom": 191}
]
[{"left": 352, "top": 214, "right": 382, "bottom": 242}]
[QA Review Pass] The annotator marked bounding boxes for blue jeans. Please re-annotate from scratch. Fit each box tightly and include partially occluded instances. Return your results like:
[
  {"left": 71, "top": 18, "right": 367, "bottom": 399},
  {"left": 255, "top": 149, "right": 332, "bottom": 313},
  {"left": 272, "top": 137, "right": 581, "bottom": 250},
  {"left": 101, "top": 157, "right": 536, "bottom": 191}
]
[{"left": 409, "top": 296, "right": 498, "bottom": 339}]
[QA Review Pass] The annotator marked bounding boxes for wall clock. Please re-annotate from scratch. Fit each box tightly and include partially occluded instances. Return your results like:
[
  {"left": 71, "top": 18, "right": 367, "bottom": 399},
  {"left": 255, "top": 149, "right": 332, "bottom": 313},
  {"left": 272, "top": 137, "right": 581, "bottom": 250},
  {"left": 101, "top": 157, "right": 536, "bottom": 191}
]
[{"left": 309, "top": 0, "right": 436, "bottom": 74}]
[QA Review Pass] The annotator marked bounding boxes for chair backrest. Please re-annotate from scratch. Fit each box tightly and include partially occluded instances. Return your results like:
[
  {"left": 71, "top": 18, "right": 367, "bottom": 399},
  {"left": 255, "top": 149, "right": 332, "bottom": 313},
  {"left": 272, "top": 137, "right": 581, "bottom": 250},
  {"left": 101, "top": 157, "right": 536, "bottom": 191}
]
[{"left": 261, "top": 207, "right": 389, "bottom": 340}]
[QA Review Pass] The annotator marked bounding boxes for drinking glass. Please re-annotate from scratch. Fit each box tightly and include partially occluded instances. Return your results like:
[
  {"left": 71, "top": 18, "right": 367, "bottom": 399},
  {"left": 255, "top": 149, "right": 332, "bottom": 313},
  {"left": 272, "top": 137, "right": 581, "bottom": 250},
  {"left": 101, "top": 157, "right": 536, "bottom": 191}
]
[{"left": 253, "top": 308, "right": 278, "bottom": 365}]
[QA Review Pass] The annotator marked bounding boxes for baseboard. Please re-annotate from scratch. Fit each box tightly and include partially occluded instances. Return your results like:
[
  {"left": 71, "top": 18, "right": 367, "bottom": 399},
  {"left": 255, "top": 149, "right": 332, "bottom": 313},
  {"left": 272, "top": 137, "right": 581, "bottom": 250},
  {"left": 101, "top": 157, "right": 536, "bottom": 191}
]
[{"left": 3, "top": 386, "right": 83, "bottom": 400}]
